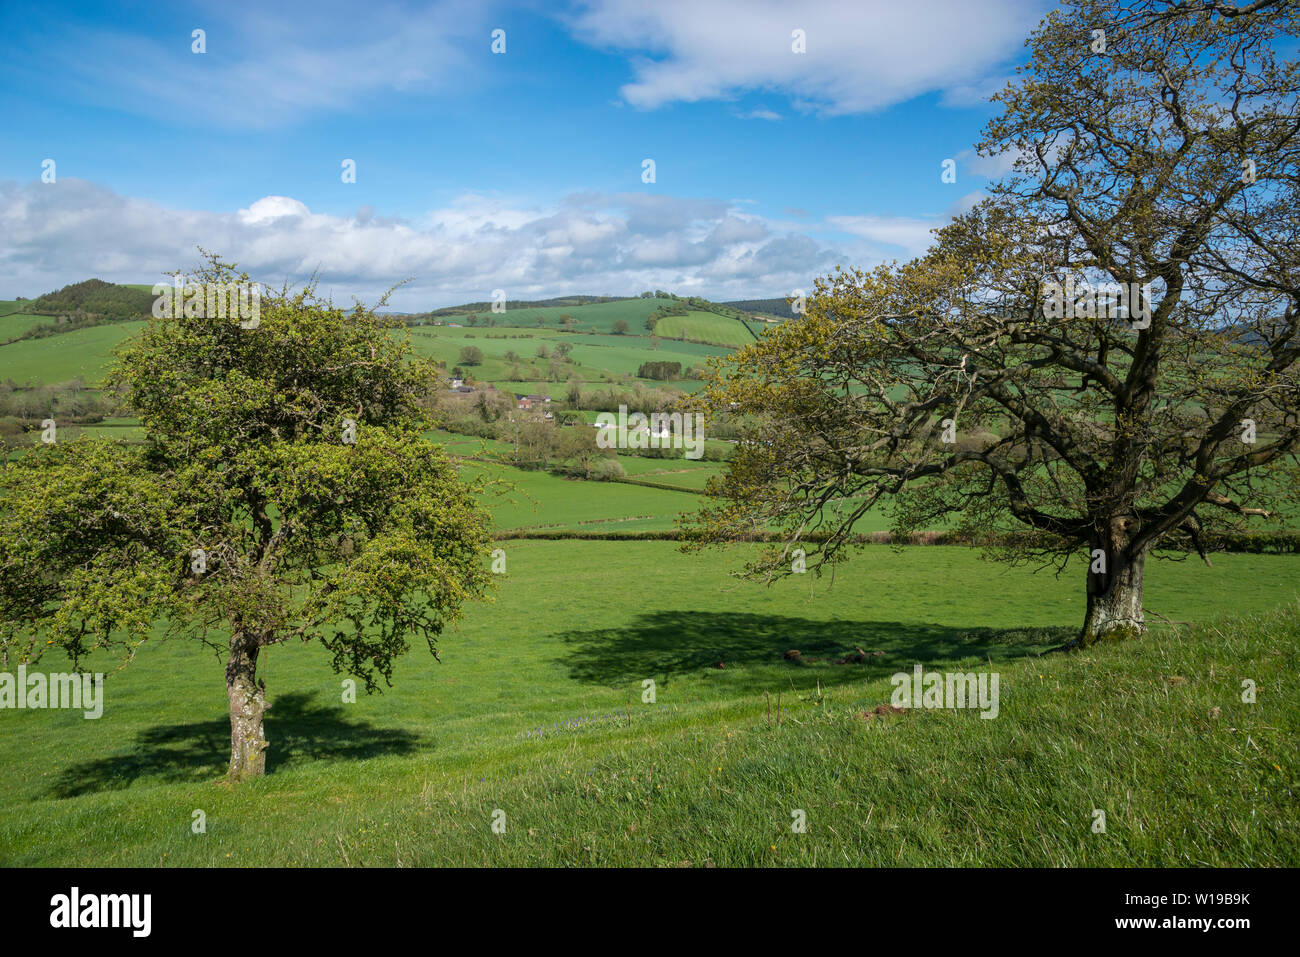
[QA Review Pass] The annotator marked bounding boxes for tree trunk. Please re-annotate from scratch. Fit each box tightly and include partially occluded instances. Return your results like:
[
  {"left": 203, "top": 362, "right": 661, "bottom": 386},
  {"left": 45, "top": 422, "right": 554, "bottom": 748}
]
[
  {"left": 226, "top": 634, "right": 269, "bottom": 781},
  {"left": 1080, "top": 513, "right": 1148, "bottom": 647}
]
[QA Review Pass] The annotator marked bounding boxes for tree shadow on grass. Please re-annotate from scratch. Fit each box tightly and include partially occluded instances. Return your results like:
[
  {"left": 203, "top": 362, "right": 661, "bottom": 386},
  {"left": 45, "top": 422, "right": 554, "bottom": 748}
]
[
  {"left": 47, "top": 691, "right": 422, "bottom": 798},
  {"left": 557, "top": 611, "right": 1070, "bottom": 695}
]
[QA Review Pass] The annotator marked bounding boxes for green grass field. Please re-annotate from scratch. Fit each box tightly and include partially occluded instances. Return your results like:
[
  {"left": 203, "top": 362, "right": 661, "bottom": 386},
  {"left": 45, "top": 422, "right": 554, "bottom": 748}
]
[
  {"left": 0, "top": 309, "right": 718, "bottom": 396},
  {"left": 0, "top": 320, "right": 145, "bottom": 384},
  {"left": 427, "top": 297, "right": 776, "bottom": 347},
  {"left": 0, "top": 313, "right": 54, "bottom": 343},
  {"left": 432, "top": 297, "right": 676, "bottom": 334},
  {"left": 461, "top": 459, "right": 705, "bottom": 532},
  {"left": 615, "top": 454, "right": 723, "bottom": 489},
  {"left": 654, "top": 310, "right": 762, "bottom": 347},
  {"left": 1, "top": 541, "right": 1295, "bottom": 866},
  {"left": 405, "top": 325, "right": 729, "bottom": 390},
  {"left": 2, "top": 298, "right": 1297, "bottom": 868}
]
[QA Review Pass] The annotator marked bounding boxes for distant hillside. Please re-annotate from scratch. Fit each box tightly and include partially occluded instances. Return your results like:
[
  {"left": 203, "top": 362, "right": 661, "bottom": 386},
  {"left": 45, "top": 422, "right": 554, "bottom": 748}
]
[
  {"left": 414, "top": 295, "right": 627, "bottom": 318},
  {"left": 406, "top": 297, "right": 679, "bottom": 335},
  {"left": 397, "top": 292, "right": 783, "bottom": 346},
  {"left": 27, "top": 279, "right": 154, "bottom": 322},
  {"left": 722, "top": 297, "right": 796, "bottom": 319},
  {"left": 653, "top": 311, "right": 761, "bottom": 347}
]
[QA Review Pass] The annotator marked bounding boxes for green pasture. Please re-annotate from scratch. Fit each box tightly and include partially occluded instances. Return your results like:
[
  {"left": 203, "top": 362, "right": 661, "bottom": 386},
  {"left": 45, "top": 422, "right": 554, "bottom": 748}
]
[
  {"left": 432, "top": 297, "right": 675, "bottom": 333},
  {"left": 1, "top": 540, "right": 1295, "bottom": 866},
  {"left": 0, "top": 321, "right": 145, "bottom": 384}
]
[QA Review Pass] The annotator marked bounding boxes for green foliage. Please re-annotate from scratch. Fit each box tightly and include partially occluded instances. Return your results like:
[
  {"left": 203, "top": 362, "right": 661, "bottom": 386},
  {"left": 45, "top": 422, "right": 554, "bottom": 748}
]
[
  {"left": 637, "top": 360, "right": 681, "bottom": 380},
  {"left": 723, "top": 297, "right": 796, "bottom": 319},
  {"left": 27, "top": 279, "right": 154, "bottom": 323},
  {"left": 0, "top": 253, "right": 494, "bottom": 704},
  {"left": 0, "top": 378, "right": 111, "bottom": 427},
  {"left": 589, "top": 456, "right": 626, "bottom": 481},
  {"left": 0, "top": 439, "right": 188, "bottom": 666},
  {"left": 685, "top": 0, "right": 1300, "bottom": 630}
]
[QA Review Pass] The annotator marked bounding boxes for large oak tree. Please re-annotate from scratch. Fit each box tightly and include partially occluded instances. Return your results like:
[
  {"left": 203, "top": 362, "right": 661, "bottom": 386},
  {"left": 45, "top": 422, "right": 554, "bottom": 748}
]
[{"left": 686, "top": 0, "right": 1300, "bottom": 645}]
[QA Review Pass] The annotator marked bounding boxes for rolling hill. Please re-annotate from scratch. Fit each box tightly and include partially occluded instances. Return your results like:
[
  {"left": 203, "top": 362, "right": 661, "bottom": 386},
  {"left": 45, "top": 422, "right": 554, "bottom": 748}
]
[{"left": 24, "top": 278, "right": 154, "bottom": 322}]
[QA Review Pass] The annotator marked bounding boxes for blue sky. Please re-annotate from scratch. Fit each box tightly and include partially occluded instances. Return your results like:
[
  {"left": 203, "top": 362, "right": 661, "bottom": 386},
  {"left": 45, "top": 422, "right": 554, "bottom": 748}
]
[{"left": 0, "top": 0, "right": 1050, "bottom": 309}]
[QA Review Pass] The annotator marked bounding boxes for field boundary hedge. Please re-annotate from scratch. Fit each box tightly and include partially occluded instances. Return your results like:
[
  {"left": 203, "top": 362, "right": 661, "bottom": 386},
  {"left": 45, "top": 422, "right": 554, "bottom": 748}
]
[
  {"left": 612, "top": 476, "right": 704, "bottom": 494},
  {"left": 492, "top": 527, "right": 1300, "bottom": 553}
]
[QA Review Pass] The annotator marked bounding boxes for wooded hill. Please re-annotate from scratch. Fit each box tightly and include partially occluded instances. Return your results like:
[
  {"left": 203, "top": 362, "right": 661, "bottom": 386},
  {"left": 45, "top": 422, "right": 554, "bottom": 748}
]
[{"left": 25, "top": 279, "right": 154, "bottom": 322}]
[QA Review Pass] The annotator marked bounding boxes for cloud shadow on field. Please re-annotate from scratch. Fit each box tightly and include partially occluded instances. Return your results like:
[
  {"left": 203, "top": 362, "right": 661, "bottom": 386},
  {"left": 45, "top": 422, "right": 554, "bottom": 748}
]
[
  {"left": 556, "top": 611, "right": 1067, "bottom": 694},
  {"left": 47, "top": 691, "right": 421, "bottom": 798}
]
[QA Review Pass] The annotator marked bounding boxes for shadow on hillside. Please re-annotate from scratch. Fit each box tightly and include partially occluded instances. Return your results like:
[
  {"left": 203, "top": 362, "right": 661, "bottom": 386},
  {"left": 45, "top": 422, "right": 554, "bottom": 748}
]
[
  {"left": 47, "top": 691, "right": 421, "bottom": 798},
  {"left": 557, "top": 611, "right": 1068, "bottom": 694}
]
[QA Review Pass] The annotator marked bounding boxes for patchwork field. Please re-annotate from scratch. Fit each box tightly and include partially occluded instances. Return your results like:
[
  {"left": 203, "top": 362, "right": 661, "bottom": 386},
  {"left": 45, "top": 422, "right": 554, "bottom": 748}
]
[
  {"left": 431, "top": 297, "right": 675, "bottom": 334},
  {"left": 1, "top": 295, "right": 1297, "bottom": 869},
  {"left": 406, "top": 324, "right": 730, "bottom": 388}
]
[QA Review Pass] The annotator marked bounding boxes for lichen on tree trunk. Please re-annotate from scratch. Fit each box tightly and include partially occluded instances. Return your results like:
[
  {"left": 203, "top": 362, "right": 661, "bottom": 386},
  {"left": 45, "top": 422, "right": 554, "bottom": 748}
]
[
  {"left": 226, "top": 634, "right": 269, "bottom": 781},
  {"left": 1079, "top": 513, "right": 1148, "bottom": 647}
]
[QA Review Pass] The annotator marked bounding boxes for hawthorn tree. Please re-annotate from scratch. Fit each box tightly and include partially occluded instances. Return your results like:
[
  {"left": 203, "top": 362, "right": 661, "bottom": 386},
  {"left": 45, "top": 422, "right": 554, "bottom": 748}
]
[
  {"left": 0, "top": 254, "right": 494, "bottom": 779},
  {"left": 686, "top": 0, "right": 1300, "bottom": 646}
]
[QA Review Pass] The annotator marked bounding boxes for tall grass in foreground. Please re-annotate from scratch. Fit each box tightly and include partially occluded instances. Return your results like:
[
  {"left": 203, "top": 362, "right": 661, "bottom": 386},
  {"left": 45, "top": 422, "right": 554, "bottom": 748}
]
[{"left": 2, "top": 597, "right": 1294, "bottom": 866}]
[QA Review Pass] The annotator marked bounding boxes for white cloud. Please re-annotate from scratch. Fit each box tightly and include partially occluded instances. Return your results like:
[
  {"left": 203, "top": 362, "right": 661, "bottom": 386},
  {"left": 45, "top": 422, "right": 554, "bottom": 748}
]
[
  {"left": 239, "top": 196, "right": 313, "bottom": 225},
  {"left": 566, "top": 0, "right": 1046, "bottom": 114},
  {"left": 0, "top": 179, "right": 834, "bottom": 307},
  {"left": 43, "top": 1, "right": 487, "bottom": 127},
  {"left": 1, "top": 179, "right": 981, "bottom": 307},
  {"left": 940, "top": 74, "right": 1018, "bottom": 108},
  {"left": 825, "top": 214, "right": 944, "bottom": 258}
]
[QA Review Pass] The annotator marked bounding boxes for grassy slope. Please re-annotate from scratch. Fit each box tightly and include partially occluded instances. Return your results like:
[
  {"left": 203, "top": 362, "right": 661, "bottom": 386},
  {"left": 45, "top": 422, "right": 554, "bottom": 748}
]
[
  {"left": 433, "top": 297, "right": 676, "bottom": 334},
  {"left": 407, "top": 326, "right": 729, "bottom": 387},
  {"left": 0, "top": 541, "right": 1295, "bottom": 866},
  {"left": 0, "top": 314, "right": 54, "bottom": 343},
  {"left": 434, "top": 296, "right": 767, "bottom": 347},
  {"left": 461, "top": 460, "right": 707, "bottom": 532},
  {"left": 1, "top": 303, "right": 1296, "bottom": 867},
  {"left": 0, "top": 315, "right": 722, "bottom": 394},
  {"left": 0, "top": 321, "right": 144, "bottom": 384},
  {"left": 654, "top": 310, "right": 760, "bottom": 347}
]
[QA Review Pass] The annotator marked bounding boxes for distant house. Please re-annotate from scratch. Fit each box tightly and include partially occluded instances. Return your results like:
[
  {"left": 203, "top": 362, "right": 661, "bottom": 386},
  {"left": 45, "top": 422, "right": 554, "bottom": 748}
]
[
  {"left": 517, "top": 393, "right": 551, "bottom": 411},
  {"left": 450, "top": 378, "right": 464, "bottom": 388}
]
